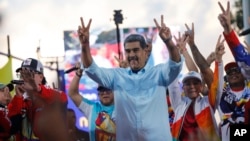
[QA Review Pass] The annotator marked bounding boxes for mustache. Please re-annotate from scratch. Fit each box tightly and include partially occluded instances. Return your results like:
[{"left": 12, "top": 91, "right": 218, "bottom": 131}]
[{"left": 128, "top": 56, "right": 138, "bottom": 62}]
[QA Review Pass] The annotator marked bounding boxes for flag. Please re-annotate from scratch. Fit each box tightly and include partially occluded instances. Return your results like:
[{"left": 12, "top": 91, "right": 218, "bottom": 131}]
[{"left": 0, "top": 56, "right": 13, "bottom": 85}]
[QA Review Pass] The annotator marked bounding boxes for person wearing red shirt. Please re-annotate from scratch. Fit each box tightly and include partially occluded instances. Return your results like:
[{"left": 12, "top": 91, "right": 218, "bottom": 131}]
[
  {"left": 8, "top": 58, "right": 68, "bottom": 141},
  {"left": 0, "top": 82, "right": 13, "bottom": 141}
]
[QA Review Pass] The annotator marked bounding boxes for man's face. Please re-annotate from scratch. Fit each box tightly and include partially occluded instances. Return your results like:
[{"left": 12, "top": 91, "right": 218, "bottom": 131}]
[
  {"left": 18, "top": 69, "right": 44, "bottom": 85},
  {"left": 226, "top": 67, "right": 245, "bottom": 85},
  {"left": 33, "top": 72, "right": 44, "bottom": 85},
  {"left": 98, "top": 89, "right": 114, "bottom": 106},
  {"left": 183, "top": 78, "right": 203, "bottom": 100},
  {"left": 0, "top": 86, "right": 11, "bottom": 106},
  {"left": 124, "top": 41, "right": 148, "bottom": 71}
]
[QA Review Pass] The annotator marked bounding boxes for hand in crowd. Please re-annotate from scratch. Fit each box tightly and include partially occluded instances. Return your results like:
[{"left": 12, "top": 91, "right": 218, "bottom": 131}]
[
  {"left": 215, "top": 34, "right": 225, "bottom": 62},
  {"left": 153, "top": 15, "right": 172, "bottom": 42},
  {"left": 78, "top": 17, "right": 92, "bottom": 47},
  {"left": 75, "top": 62, "right": 84, "bottom": 75},
  {"left": 144, "top": 33, "right": 154, "bottom": 56},
  {"left": 218, "top": 1, "right": 232, "bottom": 34},
  {"left": 184, "top": 23, "right": 195, "bottom": 47},
  {"left": 154, "top": 15, "right": 181, "bottom": 62},
  {"left": 206, "top": 52, "right": 216, "bottom": 66},
  {"left": 20, "top": 68, "right": 41, "bottom": 95},
  {"left": 14, "top": 84, "right": 25, "bottom": 97},
  {"left": 243, "top": 40, "right": 250, "bottom": 53},
  {"left": 114, "top": 56, "right": 129, "bottom": 68},
  {"left": 174, "top": 32, "right": 189, "bottom": 54}
]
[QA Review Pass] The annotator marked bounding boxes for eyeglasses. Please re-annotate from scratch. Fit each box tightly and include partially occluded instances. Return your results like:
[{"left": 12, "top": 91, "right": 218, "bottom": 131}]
[
  {"left": 98, "top": 89, "right": 112, "bottom": 95},
  {"left": 226, "top": 67, "right": 241, "bottom": 76}
]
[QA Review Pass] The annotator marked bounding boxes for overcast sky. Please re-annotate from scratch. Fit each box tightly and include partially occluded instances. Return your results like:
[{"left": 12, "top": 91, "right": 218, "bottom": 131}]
[{"left": 0, "top": 0, "right": 240, "bottom": 85}]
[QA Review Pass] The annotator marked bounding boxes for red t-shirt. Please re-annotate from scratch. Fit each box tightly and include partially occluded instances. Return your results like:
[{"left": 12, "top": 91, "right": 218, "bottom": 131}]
[
  {"left": 33, "top": 85, "right": 68, "bottom": 136},
  {"left": 179, "top": 102, "right": 200, "bottom": 141},
  {"left": 7, "top": 85, "right": 68, "bottom": 140}
]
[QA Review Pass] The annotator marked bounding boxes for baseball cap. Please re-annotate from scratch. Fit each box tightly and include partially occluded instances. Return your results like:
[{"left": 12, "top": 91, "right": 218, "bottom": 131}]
[
  {"left": 97, "top": 85, "right": 111, "bottom": 91},
  {"left": 224, "top": 62, "right": 241, "bottom": 75},
  {"left": 224, "top": 62, "right": 238, "bottom": 72},
  {"left": 182, "top": 71, "right": 202, "bottom": 83},
  {"left": 0, "top": 82, "right": 14, "bottom": 91},
  {"left": 16, "top": 58, "right": 43, "bottom": 73}
]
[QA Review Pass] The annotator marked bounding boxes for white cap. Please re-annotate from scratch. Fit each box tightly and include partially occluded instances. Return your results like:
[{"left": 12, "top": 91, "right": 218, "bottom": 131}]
[{"left": 182, "top": 71, "right": 202, "bottom": 83}]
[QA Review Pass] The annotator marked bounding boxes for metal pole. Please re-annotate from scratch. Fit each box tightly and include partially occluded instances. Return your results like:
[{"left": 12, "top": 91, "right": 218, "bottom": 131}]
[
  {"left": 116, "top": 23, "right": 121, "bottom": 59},
  {"left": 7, "top": 35, "right": 10, "bottom": 57},
  {"left": 113, "top": 10, "right": 123, "bottom": 60},
  {"left": 56, "top": 57, "right": 61, "bottom": 90},
  {"left": 242, "top": 0, "right": 250, "bottom": 43}
]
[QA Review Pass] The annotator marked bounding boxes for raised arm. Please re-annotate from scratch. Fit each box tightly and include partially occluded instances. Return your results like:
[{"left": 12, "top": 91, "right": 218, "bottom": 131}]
[
  {"left": 206, "top": 52, "right": 216, "bottom": 67},
  {"left": 154, "top": 15, "right": 181, "bottom": 62},
  {"left": 218, "top": 1, "right": 250, "bottom": 79},
  {"left": 185, "top": 23, "right": 214, "bottom": 88},
  {"left": 78, "top": 17, "right": 93, "bottom": 68},
  {"left": 174, "top": 32, "right": 198, "bottom": 72},
  {"left": 218, "top": 1, "right": 232, "bottom": 34},
  {"left": 218, "top": 1, "right": 250, "bottom": 59},
  {"left": 68, "top": 62, "right": 83, "bottom": 107},
  {"left": 209, "top": 35, "right": 225, "bottom": 109},
  {"left": 214, "top": 35, "right": 226, "bottom": 64}
]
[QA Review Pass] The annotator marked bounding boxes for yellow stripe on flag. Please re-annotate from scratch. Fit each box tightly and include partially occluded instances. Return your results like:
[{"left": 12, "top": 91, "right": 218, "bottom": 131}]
[{"left": 0, "top": 56, "right": 13, "bottom": 85}]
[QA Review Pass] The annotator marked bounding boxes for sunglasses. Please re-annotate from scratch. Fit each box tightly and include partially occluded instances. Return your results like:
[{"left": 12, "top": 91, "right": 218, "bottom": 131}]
[
  {"left": 226, "top": 67, "right": 241, "bottom": 76},
  {"left": 98, "top": 89, "right": 113, "bottom": 95}
]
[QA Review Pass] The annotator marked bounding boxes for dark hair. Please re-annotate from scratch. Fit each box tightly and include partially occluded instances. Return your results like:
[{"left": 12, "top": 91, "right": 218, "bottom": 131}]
[{"left": 123, "top": 34, "right": 147, "bottom": 49}]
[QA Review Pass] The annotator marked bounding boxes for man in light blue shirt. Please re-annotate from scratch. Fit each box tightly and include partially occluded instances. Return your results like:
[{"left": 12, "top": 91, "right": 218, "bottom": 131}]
[{"left": 77, "top": 15, "right": 184, "bottom": 141}]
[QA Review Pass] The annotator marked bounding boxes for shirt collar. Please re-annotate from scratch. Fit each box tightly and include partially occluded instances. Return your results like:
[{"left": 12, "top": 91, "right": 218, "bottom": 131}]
[{"left": 127, "top": 62, "right": 151, "bottom": 75}]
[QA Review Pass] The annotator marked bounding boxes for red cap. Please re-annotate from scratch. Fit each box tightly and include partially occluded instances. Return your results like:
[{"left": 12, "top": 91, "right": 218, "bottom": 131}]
[{"left": 224, "top": 62, "right": 238, "bottom": 72}]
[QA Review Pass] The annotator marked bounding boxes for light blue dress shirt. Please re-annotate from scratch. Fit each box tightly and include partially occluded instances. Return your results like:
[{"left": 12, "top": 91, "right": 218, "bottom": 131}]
[{"left": 84, "top": 56, "right": 184, "bottom": 141}]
